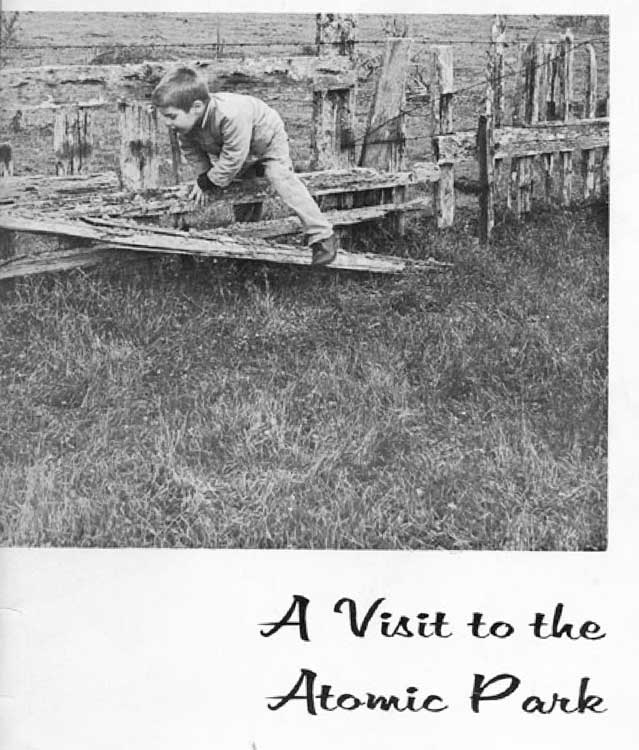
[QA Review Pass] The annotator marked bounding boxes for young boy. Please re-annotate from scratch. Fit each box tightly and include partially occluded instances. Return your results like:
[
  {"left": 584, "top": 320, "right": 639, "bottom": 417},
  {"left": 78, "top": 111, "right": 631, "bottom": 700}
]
[{"left": 152, "top": 66, "right": 338, "bottom": 265}]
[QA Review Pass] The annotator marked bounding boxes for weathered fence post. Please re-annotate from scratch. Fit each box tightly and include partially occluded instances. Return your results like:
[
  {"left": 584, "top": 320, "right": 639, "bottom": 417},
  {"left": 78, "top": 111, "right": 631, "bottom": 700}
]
[
  {"left": 311, "top": 13, "right": 358, "bottom": 242},
  {"left": 431, "top": 45, "right": 455, "bottom": 228},
  {"left": 512, "top": 42, "right": 527, "bottom": 126},
  {"left": 0, "top": 142, "right": 14, "bottom": 178},
  {"left": 487, "top": 16, "right": 506, "bottom": 207},
  {"left": 581, "top": 43, "right": 598, "bottom": 200},
  {"left": 512, "top": 42, "right": 537, "bottom": 218},
  {"left": 53, "top": 105, "right": 94, "bottom": 175},
  {"left": 310, "top": 76, "right": 357, "bottom": 171},
  {"left": 167, "top": 127, "right": 182, "bottom": 185},
  {"left": 360, "top": 36, "right": 413, "bottom": 235},
  {"left": 539, "top": 42, "right": 556, "bottom": 202},
  {"left": 360, "top": 37, "right": 412, "bottom": 171},
  {"left": 478, "top": 114, "right": 495, "bottom": 245},
  {"left": 118, "top": 101, "right": 160, "bottom": 191},
  {"left": 558, "top": 30, "right": 575, "bottom": 206},
  {"left": 315, "top": 13, "right": 357, "bottom": 58},
  {"left": 0, "top": 142, "right": 16, "bottom": 261}
]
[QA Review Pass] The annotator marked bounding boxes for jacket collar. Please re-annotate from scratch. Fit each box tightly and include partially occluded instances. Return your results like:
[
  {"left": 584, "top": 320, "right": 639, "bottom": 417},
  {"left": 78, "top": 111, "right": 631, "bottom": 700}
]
[{"left": 201, "top": 97, "right": 214, "bottom": 129}]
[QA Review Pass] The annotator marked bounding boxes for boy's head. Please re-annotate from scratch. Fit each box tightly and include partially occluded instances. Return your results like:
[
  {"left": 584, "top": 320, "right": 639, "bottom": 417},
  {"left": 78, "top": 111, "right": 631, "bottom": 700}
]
[{"left": 151, "top": 66, "right": 210, "bottom": 134}]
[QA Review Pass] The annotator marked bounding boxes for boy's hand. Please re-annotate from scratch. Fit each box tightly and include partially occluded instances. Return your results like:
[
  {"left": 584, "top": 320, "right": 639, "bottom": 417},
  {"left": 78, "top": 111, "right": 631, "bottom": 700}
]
[
  {"left": 189, "top": 173, "right": 223, "bottom": 207},
  {"left": 189, "top": 183, "right": 212, "bottom": 207}
]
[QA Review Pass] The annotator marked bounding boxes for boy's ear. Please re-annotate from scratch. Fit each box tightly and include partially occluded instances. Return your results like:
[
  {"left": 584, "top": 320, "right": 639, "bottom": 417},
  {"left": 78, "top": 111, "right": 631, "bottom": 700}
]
[{"left": 190, "top": 100, "right": 207, "bottom": 116}]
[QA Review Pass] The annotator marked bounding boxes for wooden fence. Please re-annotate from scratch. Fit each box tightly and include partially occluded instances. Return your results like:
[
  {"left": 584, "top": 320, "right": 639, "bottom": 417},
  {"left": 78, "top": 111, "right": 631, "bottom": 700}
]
[
  {"left": 0, "top": 14, "right": 609, "bottom": 278},
  {"left": 0, "top": 14, "right": 454, "bottom": 278},
  {"left": 477, "top": 20, "right": 609, "bottom": 242}
]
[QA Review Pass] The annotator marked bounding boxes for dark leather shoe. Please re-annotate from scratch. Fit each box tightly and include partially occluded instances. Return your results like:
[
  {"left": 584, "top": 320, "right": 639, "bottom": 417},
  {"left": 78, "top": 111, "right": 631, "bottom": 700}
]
[{"left": 310, "top": 235, "right": 338, "bottom": 266}]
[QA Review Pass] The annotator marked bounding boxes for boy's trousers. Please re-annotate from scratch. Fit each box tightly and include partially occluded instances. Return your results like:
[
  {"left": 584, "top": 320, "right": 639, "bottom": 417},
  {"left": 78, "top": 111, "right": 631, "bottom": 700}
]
[{"left": 236, "top": 121, "right": 333, "bottom": 246}]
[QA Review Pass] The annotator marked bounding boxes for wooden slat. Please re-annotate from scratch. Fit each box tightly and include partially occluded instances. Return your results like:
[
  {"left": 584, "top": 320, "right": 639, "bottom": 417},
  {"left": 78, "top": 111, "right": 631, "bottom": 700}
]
[
  {"left": 559, "top": 150, "right": 573, "bottom": 206},
  {"left": 359, "top": 37, "right": 413, "bottom": 172},
  {"left": 0, "top": 56, "right": 354, "bottom": 108},
  {"left": 0, "top": 210, "right": 451, "bottom": 275},
  {"left": 585, "top": 43, "right": 598, "bottom": 120},
  {"left": 581, "top": 148, "right": 597, "bottom": 200},
  {"left": 435, "top": 118, "right": 609, "bottom": 163},
  {"left": 478, "top": 114, "right": 495, "bottom": 245},
  {"left": 213, "top": 198, "right": 431, "bottom": 239},
  {"left": 516, "top": 156, "right": 533, "bottom": 217},
  {"left": 0, "top": 243, "right": 141, "bottom": 279},
  {"left": 541, "top": 152, "right": 555, "bottom": 202}
]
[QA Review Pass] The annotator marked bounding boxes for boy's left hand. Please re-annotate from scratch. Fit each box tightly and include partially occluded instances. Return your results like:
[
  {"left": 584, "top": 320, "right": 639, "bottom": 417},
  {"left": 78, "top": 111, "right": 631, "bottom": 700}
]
[
  {"left": 190, "top": 173, "right": 223, "bottom": 207},
  {"left": 189, "top": 183, "right": 213, "bottom": 207}
]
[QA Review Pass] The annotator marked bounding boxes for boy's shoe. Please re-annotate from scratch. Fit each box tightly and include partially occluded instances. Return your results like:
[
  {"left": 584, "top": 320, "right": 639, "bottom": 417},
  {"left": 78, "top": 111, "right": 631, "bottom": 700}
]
[{"left": 310, "top": 235, "right": 338, "bottom": 266}]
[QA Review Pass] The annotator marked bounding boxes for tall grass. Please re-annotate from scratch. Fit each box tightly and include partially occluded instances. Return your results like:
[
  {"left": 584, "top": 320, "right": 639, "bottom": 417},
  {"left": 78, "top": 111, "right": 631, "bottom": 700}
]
[{"left": 0, "top": 203, "right": 607, "bottom": 549}]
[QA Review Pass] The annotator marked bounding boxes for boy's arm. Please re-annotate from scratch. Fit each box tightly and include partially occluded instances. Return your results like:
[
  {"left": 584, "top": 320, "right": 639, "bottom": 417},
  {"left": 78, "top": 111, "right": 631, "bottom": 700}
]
[
  {"left": 178, "top": 131, "right": 212, "bottom": 175},
  {"left": 204, "top": 114, "right": 252, "bottom": 189}
]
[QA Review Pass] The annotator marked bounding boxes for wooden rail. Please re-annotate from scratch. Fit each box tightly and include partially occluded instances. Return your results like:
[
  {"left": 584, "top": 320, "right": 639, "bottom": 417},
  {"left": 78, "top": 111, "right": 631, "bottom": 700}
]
[
  {"left": 0, "top": 55, "right": 354, "bottom": 108},
  {"left": 0, "top": 209, "right": 450, "bottom": 279}
]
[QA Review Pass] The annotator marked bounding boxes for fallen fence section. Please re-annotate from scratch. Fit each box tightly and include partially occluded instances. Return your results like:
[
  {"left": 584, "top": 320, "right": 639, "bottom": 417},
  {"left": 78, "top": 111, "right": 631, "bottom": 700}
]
[
  {"left": 0, "top": 210, "right": 451, "bottom": 279},
  {"left": 0, "top": 166, "right": 439, "bottom": 218}
]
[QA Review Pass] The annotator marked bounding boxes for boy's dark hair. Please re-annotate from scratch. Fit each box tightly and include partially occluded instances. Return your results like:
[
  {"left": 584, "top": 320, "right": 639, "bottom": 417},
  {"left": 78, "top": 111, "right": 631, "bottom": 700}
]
[{"left": 151, "top": 66, "right": 210, "bottom": 111}]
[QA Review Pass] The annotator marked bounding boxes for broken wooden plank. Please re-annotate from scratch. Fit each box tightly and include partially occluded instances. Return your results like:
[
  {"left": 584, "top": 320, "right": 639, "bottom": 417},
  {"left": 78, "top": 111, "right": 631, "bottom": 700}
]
[
  {"left": 0, "top": 242, "right": 141, "bottom": 280},
  {"left": 2, "top": 166, "right": 440, "bottom": 218},
  {"left": 0, "top": 210, "right": 451, "bottom": 275},
  {"left": 215, "top": 197, "right": 431, "bottom": 239},
  {"left": 360, "top": 37, "right": 413, "bottom": 172},
  {"left": 0, "top": 56, "right": 354, "bottom": 108},
  {"left": 0, "top": 171, "right": 120, "bottom": 204},
  {"left": 434, "top": 118, "right": 609, "bottom": 163}
]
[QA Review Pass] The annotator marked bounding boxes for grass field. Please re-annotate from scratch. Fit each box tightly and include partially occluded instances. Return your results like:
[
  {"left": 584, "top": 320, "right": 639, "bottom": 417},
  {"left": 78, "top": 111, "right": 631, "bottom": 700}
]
[
  {"left": 0, "top": 202, "right": 608, "bottom": 550},
  {"left": 0, "top": 13, "right": 608, "bottom": 549}
]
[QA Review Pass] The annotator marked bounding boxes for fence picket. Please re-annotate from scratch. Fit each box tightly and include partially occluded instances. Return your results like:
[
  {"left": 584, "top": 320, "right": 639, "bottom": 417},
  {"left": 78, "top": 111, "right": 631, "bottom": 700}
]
[
  {"left": 53, "top": 105, "right": 93, "bottom": 175},
  {"left": 581, "top": 43, "right": 598, "bottom": 199},
  {"left": 118, "top": 101, "right": 160, "bottom": 191},
  {"left": 431, "top": 45, "right": 455, "bottom": 228}
]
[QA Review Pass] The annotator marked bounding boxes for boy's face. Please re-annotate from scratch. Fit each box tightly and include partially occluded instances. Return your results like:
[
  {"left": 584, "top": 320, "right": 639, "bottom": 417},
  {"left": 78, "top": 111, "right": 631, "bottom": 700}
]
[{"left": 158, "top": 100, "right": 206, "bottom": 134}]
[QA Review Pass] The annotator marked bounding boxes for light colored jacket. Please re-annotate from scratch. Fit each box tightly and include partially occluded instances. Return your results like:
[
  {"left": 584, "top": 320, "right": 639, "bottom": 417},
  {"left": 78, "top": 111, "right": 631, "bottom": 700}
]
[{"left": 178, "top": 93, "right": 286, "bottom": 188}]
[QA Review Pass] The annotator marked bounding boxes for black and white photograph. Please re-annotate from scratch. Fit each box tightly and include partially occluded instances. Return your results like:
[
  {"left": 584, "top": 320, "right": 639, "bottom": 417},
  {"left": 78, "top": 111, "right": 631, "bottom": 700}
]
[
  {"left": 0, "top": 8, "right": 609, "bottom": 552},
  {"left": 1, "top": 4, "right": 636, "bottom": 750}
]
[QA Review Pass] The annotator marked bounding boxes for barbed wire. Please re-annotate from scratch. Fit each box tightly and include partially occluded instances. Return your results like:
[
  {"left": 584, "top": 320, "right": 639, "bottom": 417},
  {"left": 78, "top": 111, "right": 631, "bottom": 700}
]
[
  {"left": 3, "top": 33, "right": 609, "bottom": 154},
  {"left": 4, "top": 33, "right": 609, "bottom": 52}
]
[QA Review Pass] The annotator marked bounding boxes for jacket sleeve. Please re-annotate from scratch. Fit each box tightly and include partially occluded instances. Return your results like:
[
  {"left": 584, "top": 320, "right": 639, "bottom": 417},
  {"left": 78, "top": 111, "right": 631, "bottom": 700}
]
[
  {"left": 205, "top": 112, "right": 252, "bottom": 188},
  {"left": 178, "top": 131, "right": 211, "bottom": 175}
]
